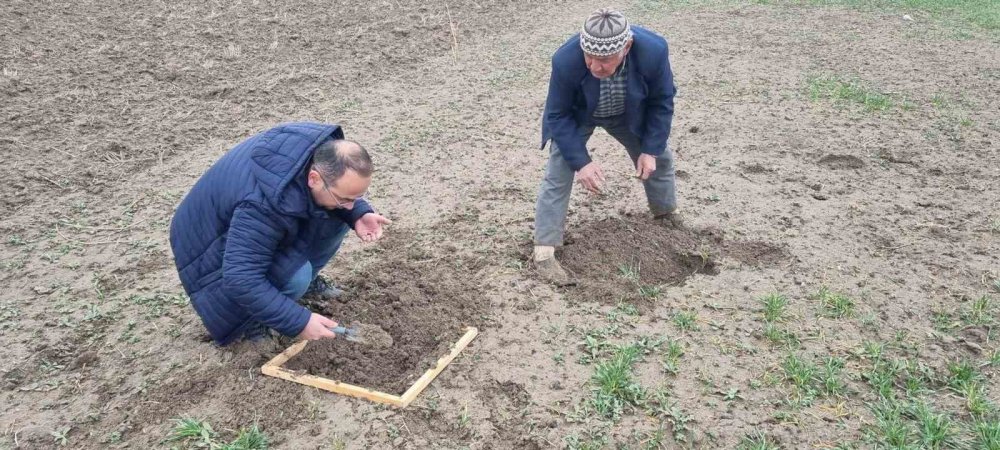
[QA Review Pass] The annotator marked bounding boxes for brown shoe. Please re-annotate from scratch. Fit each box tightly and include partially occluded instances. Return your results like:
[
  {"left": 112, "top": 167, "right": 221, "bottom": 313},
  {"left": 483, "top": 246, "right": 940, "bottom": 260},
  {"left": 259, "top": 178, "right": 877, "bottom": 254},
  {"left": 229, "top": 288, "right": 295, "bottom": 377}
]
[{"left": 535, "top": 258, "right": 577, "bottom": 286}]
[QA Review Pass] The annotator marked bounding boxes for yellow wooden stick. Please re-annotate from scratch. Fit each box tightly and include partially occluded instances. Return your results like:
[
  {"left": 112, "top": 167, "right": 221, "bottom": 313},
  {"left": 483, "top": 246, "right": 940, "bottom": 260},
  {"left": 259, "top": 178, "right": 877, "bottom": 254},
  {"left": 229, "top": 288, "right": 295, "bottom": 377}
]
[
  {"left": 260, "top": 326, "right": 479, "bottom": 408},
  {"left": 399, "top": 327, "right": 479, "bottom": 407}
]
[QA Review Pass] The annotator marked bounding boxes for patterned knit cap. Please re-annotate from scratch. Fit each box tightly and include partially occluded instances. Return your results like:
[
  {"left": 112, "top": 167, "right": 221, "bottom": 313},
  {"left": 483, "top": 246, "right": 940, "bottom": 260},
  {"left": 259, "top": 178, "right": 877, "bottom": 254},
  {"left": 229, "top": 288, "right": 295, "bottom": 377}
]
[{"left": 580, "top": 8, "right": 632, "bottom": 57}]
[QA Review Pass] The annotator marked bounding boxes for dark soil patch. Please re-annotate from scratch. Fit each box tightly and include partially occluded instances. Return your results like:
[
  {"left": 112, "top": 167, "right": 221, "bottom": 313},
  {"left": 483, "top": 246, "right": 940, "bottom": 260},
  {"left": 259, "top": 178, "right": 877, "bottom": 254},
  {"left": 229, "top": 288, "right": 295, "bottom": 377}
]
[
  {"left": 558, "top": 215, "right": 785, "bottom": 304},
  {"left": 284, "top": 231, "right": 487, "bottom": 395},
  {"left": 739, "top": 161, "right": 776, "bottom": 174},
  {"left": 818, "top": 154, "right": 865, "bottom": 169}
]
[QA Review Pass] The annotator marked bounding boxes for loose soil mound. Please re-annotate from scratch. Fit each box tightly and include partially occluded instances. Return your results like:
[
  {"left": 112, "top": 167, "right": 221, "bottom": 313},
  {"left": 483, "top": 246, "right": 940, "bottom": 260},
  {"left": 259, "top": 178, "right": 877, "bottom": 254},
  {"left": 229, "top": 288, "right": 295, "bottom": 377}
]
[
  {"left": 352, "top": 323, "right": 394, "bottom": 349},
  {"left": 284, "top": 231, "right": 486, "bottom": 394},
  {"left": 558, "top": 215, "right": 785, "bottom": 303}
]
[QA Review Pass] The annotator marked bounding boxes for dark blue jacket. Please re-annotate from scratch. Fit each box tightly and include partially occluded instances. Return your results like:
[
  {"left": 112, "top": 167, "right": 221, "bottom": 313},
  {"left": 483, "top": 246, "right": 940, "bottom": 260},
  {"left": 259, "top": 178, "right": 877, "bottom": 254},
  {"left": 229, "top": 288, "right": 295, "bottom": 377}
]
[
  {"left": 541, "top": 26, "right": 677, "bottom": 171},
  {"left": 169, "top": 123, "right": 373, "bottom": 345}
]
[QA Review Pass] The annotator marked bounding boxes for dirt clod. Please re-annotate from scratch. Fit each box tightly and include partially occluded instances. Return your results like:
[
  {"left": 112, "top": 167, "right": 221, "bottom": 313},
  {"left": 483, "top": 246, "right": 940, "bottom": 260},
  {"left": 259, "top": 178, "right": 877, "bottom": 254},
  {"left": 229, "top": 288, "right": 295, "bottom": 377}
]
[
  {"left": 352, "top": 323, "right": 394, "bottom": 348},
  {"left": 72, "top": 351, "right": 100, "bottom": 369}
]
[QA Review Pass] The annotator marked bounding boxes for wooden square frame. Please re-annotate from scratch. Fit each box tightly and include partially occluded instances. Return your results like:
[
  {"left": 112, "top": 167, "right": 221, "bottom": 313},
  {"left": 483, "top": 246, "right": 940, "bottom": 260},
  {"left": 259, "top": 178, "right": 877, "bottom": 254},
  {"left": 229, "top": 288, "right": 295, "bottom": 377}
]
[{"left": 261, "top": 327, "right": 478, "bottom": 407}]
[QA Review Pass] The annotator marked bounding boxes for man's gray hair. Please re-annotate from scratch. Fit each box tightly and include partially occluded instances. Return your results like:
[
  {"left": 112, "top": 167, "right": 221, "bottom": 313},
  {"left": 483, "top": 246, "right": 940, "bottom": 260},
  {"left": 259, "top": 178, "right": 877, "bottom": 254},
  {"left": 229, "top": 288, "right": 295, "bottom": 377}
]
[{"left": 312, "top": 139, "right": 373, "bottom": 184}]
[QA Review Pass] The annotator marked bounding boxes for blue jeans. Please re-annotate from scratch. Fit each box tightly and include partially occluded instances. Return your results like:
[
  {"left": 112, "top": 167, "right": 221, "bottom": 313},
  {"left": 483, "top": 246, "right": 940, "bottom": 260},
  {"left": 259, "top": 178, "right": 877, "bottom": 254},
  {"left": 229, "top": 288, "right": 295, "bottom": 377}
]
[
  {"left": 239, "top": 222, "right": 350, "bottom": 341},
  {"left": 534, "top": 114, "right": 677, "bottom": 246},
  {"left": 280, "top": 220, "right": 350, "bottom": 299}
]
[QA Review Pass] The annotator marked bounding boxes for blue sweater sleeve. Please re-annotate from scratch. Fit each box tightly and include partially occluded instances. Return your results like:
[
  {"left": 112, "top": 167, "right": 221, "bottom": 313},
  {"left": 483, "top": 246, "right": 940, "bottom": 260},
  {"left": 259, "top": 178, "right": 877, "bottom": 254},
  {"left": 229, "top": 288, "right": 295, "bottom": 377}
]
[
  {"left": 332, "top": 199, "right": 374, "bottom": 227},
  {"left": 544, "top": 60, "right": 591, "bottom": 171},
  {"left": 221, "top": 202, "right": 311, "bottom": 337},
  {"left": 640, "top": 45, "right": 676, "bottom": 156}
]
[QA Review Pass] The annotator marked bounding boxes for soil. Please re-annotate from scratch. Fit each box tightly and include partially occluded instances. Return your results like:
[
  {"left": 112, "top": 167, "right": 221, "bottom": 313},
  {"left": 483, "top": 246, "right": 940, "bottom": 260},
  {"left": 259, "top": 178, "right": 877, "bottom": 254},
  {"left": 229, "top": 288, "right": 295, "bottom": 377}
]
[
  {"left": 1, "top": 0, "right": 998, "bottom": 448},
  {"left": 557, "top": 214, "right": 785, "bottom": 304},
  {"left": 350, "top": 323, "right": 395, "bottom": 349},
  {"left": 284, "top": 230, "right": 487, "bottom": 394}
]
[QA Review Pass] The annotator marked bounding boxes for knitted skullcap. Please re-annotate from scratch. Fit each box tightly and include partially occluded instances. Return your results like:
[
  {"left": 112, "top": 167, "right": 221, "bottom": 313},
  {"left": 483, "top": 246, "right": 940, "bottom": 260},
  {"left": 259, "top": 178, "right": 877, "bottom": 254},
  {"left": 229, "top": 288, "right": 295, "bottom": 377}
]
[{"left": 580, "top": 8, "right": 632, "bottom": 57}]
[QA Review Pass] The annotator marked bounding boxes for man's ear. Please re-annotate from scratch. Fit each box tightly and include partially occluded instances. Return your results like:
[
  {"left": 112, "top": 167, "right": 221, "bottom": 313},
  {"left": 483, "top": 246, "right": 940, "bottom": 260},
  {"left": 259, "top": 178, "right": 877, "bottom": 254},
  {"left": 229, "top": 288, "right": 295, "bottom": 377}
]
[{"left": 307, "top": 169, "right": 322, "bottom": 189}]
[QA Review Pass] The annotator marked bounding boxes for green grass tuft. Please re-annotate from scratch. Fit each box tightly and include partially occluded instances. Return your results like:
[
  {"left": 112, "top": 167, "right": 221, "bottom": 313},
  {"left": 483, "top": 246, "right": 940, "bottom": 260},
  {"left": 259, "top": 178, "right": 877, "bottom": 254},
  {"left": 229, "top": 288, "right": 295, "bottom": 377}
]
[
  {"left": 865, "top": 358, "right": 902, "bottom": 401},
  {"left": 988, "top": 348, "right": 1000, "bottom": 367},
  {"left": 222, "top": 425, "right": 269, "bottom": 450},
  {"left": 590, "top": 344, "right": 646, "bottom": 420},
  {"left": 961, "top": 382, "right": 996, "bottom": 418},
  {"left": 867, "top": 400, "right": 914, "bottom": 448},
  {"left": 782, "top": 354, "right": 819, "bottom": 403},
  {"left": 975, "top": 419, "right": 1000, "bottom": 450},
  {"left": 639, "top": 285, "right": 662, "bottom": 299},
  {"left": 673, "top": 311, "right": 699, "bottom": 331},
  {"left": 819, "top": 356, "right": 846, "bottom": 396},
  {"left": 565, "top": 430, "right": 609, "bottom": 450},
  {"left": 763, "top": 323, "right": 800, "bottom": 348},
  {"left": 911, "top": 402, "right": 957, "bottom": 450},
  {"left": 807, "top": 75, "right": 894, "bottom": 112},
  {"left": 167, "top": 417, "right": 269, "bottom": 450},
  {"left": 618, "top": 262, "right": 641, "bottom": 283},
  {"left": 815, "top": 286, "right": 855, "bottom": 318},
  {"left": 946, "top": 359, "right": 981, "bottom": 392},
  {"left": 661, "top": 340, "right": 685, "bottom": 375},
  {"left": 737, "top": 430, "right": 782, "bottom": 450},
  {"left": 761, "top": 293, "right": 789, "bottom": 322},
  {"left": 962, "top": 295, "right": 995, "bottom": 326},
  {"left": 169, "top": 417, "right": 216, "bottom": 446}
]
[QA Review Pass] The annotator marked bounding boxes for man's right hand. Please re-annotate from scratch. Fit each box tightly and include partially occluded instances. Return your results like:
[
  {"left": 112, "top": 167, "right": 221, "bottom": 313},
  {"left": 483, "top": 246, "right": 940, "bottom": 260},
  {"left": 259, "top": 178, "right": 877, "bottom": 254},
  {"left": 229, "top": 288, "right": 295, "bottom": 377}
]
[
  {"left": 297, "top": 313, "right": 338, "bottom": 340},
  {"left": 576, "top": 162, "right": 605, "bottom": 194}
]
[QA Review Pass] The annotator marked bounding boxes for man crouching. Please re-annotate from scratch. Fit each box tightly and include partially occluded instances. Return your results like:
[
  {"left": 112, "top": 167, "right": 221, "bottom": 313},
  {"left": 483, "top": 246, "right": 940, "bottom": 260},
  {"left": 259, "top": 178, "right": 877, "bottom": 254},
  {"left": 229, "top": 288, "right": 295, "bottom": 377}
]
[{"left": 169, "top": 123, "right": 391, "bottom": 345}]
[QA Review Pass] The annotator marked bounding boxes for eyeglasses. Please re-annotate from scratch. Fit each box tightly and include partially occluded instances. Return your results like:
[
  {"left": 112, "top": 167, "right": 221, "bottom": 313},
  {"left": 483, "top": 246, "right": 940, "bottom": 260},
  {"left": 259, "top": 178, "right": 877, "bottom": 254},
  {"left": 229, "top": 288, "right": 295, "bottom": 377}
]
[{"left": 320, "top": 175, "right": 369, "bottom": 209}]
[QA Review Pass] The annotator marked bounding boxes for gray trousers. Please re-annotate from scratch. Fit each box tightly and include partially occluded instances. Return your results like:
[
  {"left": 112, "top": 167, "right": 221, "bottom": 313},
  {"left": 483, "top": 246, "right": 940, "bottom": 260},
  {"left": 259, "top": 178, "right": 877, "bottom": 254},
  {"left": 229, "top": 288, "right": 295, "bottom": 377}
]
[{"left": 534, "top": 115, "right": 677, "bottom": 246}]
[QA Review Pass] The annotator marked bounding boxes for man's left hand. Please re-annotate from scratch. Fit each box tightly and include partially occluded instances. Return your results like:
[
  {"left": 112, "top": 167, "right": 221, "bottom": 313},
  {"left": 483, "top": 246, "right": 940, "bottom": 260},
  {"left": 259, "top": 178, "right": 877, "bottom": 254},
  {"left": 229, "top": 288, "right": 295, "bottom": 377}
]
[
  {"left": 636, "top": 154, "right": 656, "bottom": 180},
  {"left": 355, "top": 213, "right": 392, "bottom": 243}
]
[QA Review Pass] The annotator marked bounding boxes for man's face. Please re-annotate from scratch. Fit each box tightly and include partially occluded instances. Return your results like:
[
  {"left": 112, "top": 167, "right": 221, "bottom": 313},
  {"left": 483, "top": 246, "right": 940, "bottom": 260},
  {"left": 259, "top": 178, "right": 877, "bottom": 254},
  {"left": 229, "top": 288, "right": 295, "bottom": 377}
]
[
  {"left": 308, "top": 168, "right": 371, "bottom": 211},
  {"left": 584, "top": 39, "right": 632, "bottom": 79}
]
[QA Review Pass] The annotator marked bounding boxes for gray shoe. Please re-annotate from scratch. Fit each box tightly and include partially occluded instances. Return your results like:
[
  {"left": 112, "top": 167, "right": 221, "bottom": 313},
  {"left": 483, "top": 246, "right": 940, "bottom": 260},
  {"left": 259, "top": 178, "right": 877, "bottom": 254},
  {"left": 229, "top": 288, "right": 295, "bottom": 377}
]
[
  {"left": 536, "top": 258, "right": 576, "bottom": 286},
  {"left": 306, "top": 276, "right": 345, "bottom": 302},
  {"left": 654, "top": 211, "right": 685, "bottom": 229}
]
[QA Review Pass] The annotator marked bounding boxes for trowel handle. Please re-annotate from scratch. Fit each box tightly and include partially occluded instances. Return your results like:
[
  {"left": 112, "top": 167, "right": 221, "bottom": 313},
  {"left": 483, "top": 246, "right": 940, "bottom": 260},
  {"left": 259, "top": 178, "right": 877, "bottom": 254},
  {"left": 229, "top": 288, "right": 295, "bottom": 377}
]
[{"left": 329, "top": 325, "right": 348, "bottom": 336}]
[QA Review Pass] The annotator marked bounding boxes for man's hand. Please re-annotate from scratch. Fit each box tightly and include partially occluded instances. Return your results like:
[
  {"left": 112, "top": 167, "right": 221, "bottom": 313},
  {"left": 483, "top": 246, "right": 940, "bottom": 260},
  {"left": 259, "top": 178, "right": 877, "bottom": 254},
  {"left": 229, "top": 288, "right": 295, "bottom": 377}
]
[
  {"left": 636, "top": 154, "right": 656, "bottom": 181},
  {"left": 576, "top": 162, "right": 606, "bottom": 194},
  {"left": 298, "top": 313, "right": 338, "bottom": 340},
  {"left": 355, "top": 213, "right": 392, "bottom": 243}
]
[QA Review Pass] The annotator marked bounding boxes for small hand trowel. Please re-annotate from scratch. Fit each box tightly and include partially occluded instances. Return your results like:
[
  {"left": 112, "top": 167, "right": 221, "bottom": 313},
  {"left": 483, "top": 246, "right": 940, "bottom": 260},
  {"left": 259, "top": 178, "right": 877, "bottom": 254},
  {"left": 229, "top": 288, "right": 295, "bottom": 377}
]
[
  {"left": 328, "top": 322, "right": 395, "bottom": 348},
  {"left": 329, "top": 325, "right": 363, "bottom": 343}
]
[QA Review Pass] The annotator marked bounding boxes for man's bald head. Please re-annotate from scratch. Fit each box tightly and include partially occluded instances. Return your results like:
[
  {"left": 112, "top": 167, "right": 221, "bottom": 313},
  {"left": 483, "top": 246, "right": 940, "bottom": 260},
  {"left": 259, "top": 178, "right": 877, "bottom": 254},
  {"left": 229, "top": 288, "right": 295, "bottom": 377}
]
[{"left": 312, "top": 139, "right": 373, "bottom": 185}]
